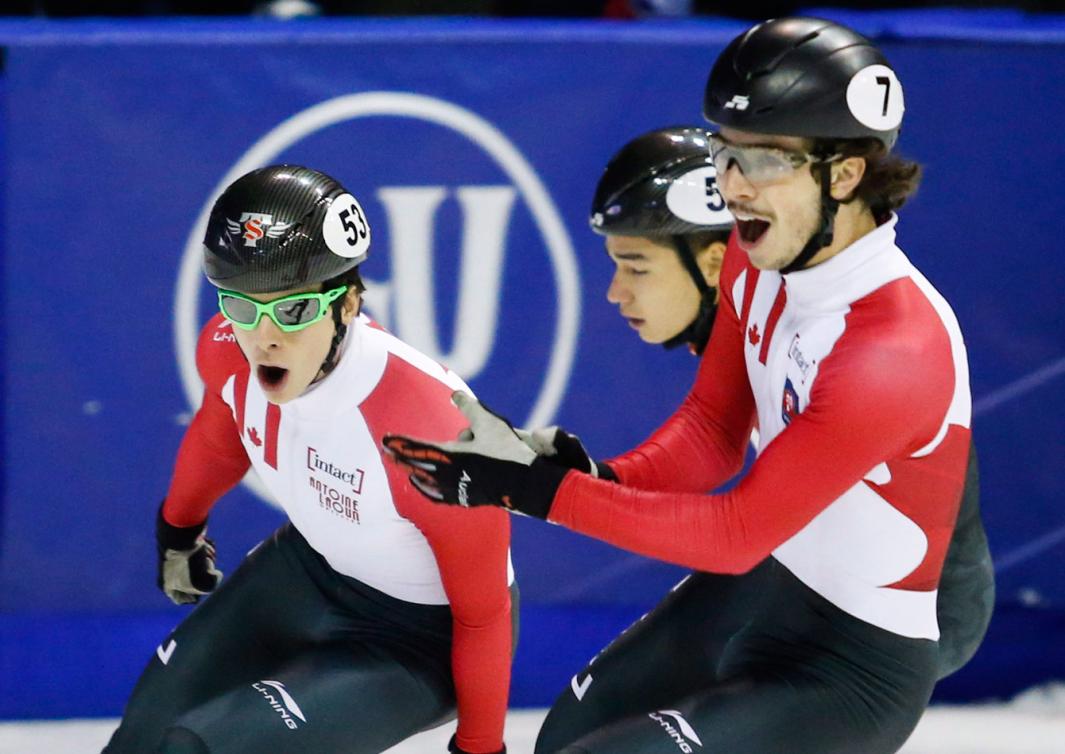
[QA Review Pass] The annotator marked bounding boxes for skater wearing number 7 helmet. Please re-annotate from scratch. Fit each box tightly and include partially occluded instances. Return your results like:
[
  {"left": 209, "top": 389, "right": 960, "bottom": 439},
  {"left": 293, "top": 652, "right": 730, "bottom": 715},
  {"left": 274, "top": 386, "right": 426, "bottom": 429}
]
[{"left": 384, "top": 18, "right": 984, "bottom": 753}]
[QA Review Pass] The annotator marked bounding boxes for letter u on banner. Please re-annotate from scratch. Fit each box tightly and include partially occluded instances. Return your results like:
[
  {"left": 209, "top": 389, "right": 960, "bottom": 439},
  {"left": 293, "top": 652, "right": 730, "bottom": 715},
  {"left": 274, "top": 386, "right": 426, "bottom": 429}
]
[{"left": 373, "top": 185, "right": 516, "bottom": 380}]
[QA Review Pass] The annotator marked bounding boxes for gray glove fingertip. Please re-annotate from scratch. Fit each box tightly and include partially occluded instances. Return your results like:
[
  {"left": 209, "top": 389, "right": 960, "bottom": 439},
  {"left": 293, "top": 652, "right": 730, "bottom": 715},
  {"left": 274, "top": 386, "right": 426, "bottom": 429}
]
[
  {"left": 450, "top": 390, "right": 475, "bottom": 411},
  {"left": 531, "top": 426, "right": 562, "bottom": 456},
  {"left": 168, "top": 589, "right": 197, "bottom": 606}
]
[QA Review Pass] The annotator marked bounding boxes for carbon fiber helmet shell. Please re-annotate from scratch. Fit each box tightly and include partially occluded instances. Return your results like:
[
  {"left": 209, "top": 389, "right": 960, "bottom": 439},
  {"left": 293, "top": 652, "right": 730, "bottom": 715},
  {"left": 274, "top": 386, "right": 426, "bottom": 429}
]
[
  {"left": 703, "top": 17, "right": 904, "bottom": 149},
  {"left": 204, "top": 164, "right": 371, "bottom": 293},
  {"left": 590, "top": 126, "right": 735, "bottom": 238}
]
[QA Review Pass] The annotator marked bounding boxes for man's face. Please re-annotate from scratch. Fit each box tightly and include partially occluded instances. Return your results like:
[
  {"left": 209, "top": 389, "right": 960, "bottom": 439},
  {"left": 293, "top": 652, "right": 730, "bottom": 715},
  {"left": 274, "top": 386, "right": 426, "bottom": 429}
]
[
  {"left": 715, "top": 127, "right": 823, "bottom": 271},
  {"left": 605, "top": 235, "right": 717, "bottom": 345},
  {"left": 230, "top": 285, "right": 358, "bottom": 405}
]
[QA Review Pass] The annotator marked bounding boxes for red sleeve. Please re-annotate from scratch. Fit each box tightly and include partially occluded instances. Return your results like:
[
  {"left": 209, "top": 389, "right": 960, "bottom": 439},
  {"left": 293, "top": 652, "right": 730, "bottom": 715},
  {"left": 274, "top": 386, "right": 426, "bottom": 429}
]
[
  {"left": 162, "top": 315, "right": 251, "bottom": 527},
  {"left": 607, "top": 241, "right": 756, "bottom": 493},
  {"left": 550, "top": 281, "right": 958, "bottom": 575},
  {"left": 361, "top": 355, "right": 512, "bottom": 754}
]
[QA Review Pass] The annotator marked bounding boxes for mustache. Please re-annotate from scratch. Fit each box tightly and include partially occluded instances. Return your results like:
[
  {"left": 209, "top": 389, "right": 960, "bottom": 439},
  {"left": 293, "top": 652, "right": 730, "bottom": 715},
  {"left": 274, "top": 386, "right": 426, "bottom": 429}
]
[{"left": 727, "top": 202, "right": 771, "bottom": 219}]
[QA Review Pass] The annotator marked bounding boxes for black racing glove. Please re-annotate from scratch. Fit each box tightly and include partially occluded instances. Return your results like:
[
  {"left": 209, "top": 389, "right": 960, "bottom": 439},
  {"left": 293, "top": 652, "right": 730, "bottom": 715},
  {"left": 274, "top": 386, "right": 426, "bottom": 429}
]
[
  {"left": 382, "top": 392, "right": 569, "bottom": 520},
  {"left": 516, "top": 425, "right": 618, "bottom": 481},
  {"left": 448, "top": 733, "right": 506, "bottom": 754},
  {"left": 156, "top": 503, "right": 223, "bottom": 605}
]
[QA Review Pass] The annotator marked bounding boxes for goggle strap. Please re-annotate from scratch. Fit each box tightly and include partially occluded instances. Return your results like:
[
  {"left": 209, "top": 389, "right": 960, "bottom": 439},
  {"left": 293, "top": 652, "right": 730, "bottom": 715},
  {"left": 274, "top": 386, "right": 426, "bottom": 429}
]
[
  {"left": 671, "top": 235, "right": 713, "bottom": 296},
  {"left": 780, "top": 162, "right": 840, "bottom": 275}
]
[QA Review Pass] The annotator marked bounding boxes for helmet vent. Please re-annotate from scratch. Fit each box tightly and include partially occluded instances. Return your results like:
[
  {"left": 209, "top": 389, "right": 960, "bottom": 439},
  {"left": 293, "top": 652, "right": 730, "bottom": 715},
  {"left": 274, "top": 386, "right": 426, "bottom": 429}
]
[
  {"left": 753, "top": 30, "right": 818, "bottom": 79},
  {"left": 760, "top": 31, "right": 820, "bottom": 74},
  {"left": 704, "top": 19, "right": 901, "bottom": 151}
]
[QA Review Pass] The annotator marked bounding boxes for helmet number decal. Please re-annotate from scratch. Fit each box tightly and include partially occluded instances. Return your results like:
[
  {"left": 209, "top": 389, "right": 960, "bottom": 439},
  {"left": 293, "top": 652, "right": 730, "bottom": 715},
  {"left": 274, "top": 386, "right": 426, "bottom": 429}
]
[
  {"left": 323, "top": 193, "right": 372, "bottom": 259},
  {"left": 705, "top": 175, "right": 726, "bottom": 212},
  {"left": 875, "top": 76, "right": 892, "bottom": 117},
  {"left": 665, "top": 166, "right": 734, "bottom": 228},
  {"left": 339, "top": 205, "right": 368, "bottom": 245},
  {"left": 846, "top": 64, "right": 904, "bottom": 132}
]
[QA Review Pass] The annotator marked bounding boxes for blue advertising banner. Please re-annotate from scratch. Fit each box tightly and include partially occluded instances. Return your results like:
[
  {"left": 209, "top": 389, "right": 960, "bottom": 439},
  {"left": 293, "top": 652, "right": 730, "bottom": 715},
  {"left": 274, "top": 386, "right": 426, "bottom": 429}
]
[{"left": 0, "top": 15, "right": 1064, "bottom": 716}]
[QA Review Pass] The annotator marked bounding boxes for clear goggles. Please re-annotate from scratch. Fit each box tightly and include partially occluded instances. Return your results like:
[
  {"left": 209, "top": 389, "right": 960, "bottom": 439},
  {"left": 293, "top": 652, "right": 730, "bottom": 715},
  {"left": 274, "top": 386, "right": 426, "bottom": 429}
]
[
  {"left": 217, "top": 286, "right": 347, "bottom": 333},
  {"left": 708, "top": 134, "right": 839, "bottom": 184}
]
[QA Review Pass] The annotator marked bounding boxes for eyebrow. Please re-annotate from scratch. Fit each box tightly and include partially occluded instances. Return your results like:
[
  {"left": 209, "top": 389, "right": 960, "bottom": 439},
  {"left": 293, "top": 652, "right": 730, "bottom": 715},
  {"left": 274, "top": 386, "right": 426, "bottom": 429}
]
[
  {"left": 609, "top": 251, "right": 649, "bottom": 261},
  {"left": 715, "top": 134, "right": 805, "bottom": 153},
  {"left": 715, "top": 133, "right": 800, "bottom": 151}
]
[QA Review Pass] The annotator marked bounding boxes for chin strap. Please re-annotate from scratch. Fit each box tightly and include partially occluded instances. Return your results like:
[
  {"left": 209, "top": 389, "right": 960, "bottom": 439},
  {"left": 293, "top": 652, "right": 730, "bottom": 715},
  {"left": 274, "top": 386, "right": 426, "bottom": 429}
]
[
  {"left": 315, "top": 286, "right": 356, "bottom": 381},
  {"left": 661, "top": 293, "right": 718, "bottom": 356},
  {"left": 780, "top": 161, "right": 840, "bottom": 275},
  {"left": 661, "top": 235, "right": 719, "bottom": 356}
]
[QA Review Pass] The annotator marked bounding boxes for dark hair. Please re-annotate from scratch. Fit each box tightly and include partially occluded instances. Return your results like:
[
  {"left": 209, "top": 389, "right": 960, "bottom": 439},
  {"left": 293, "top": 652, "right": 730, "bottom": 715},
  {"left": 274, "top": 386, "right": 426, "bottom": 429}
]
[
  {"left": 321, "top": 266, "right": 366, "bottom": 296},
  {"left": 687, "top": 228, "right": 732, "bottom": 252},
  {"left": 813, "top": 138, "right": 923, "bottom": 218},
  {"left": 643, "top": 228, "right": 731, "bottom": 251}
]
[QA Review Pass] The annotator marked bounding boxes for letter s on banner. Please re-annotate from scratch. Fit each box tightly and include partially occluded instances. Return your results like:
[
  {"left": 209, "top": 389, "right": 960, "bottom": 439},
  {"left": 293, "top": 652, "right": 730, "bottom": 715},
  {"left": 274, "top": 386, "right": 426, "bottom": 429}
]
[{"left": 174, "top": 92, "right": 579, "bottom": 508}]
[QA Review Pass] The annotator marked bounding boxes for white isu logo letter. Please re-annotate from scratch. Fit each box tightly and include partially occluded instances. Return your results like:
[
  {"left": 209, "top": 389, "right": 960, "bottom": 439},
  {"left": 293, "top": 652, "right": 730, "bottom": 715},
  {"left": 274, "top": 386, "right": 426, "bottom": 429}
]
[
  {"left": 253, "top": 680, "right": 307, "bottom": 729},
  {"left": 648, "top": 709, "right": 703, "bottom": 752},
  {"left": 457, "top": 469, "right": 472, "bottom": 507}
]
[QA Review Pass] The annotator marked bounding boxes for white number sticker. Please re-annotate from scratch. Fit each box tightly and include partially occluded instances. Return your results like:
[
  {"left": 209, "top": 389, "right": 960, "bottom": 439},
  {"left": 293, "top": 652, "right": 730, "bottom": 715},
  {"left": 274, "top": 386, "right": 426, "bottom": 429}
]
[
  {"left": 322, "top": 192, "right": 371, "bottom": 259},
  {"left": 665, "top": 166, "right": 734, "bottom": 227},
  {"left": 846, "top": 64, "right": 904, "bottom": 132}
]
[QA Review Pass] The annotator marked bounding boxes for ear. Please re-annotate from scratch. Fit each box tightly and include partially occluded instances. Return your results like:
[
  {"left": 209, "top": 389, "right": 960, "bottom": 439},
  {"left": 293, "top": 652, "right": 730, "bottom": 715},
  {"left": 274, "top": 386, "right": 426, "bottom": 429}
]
[
  {"left": 340, "top": 287, "right": 361, "bottom": 326},
  {"left": 829, "top": 156, "right": 866, "bottom": 202},
  {"left": 697, "top": 240, "right": 727, "bottom": 289}
]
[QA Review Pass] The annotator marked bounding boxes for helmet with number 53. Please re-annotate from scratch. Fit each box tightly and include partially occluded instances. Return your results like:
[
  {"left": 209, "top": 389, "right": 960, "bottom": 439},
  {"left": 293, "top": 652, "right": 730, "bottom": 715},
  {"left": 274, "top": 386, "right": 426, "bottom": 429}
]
[{"left": 203, "top": 164, "right": 371, "bottom": 294}]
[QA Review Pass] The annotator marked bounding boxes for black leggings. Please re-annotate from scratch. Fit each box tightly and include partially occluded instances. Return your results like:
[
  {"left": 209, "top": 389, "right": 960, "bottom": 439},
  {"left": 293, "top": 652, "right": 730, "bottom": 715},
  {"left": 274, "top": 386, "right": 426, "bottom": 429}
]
[
  {"left": 535, "top": 560, "right": 938, "bottom": 754},
  {"left": 534, "top": 444, "right": 992, "bottom": 753},
  {"left": 105, "top": 524, "right": 517, "bottom": 754},
  {"left": 935, "top": 443, "right": 994, "bottom": 678}
]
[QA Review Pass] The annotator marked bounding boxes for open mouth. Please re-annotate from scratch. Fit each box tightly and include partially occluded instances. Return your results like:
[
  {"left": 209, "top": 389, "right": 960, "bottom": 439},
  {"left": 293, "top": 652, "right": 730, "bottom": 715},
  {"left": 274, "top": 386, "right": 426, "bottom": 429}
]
[
  {"left": 257, "top": 364, "right": 289, "bottom": 392},
  {"left": 736, "top": 218, "right": 771, "bottom": 248}
]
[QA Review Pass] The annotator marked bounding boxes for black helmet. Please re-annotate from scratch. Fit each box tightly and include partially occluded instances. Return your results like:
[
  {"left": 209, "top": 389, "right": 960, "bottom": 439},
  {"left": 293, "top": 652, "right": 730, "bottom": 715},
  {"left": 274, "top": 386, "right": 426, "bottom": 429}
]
[
  {"left": 591, "top": 126, "right": 735, "bottom": 356},
  {"left": 204, "top": 164, "right": 371, "bottom": 293},
  {"left": 703, "top": 17, "right": 904, "bottom": 150},
  {"left": 590, "top": 126, "right": 734, "bottom": 238}
]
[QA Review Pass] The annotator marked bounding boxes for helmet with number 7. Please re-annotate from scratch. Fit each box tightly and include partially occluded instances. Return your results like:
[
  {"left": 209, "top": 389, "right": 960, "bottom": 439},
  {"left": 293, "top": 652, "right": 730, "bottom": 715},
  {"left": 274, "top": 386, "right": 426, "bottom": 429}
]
[
  {"left": 703, "top": 16, "right": 904, "bottom": 151},
  {"left": 203, "top": 164, "right": 371, "bottom": 293}
]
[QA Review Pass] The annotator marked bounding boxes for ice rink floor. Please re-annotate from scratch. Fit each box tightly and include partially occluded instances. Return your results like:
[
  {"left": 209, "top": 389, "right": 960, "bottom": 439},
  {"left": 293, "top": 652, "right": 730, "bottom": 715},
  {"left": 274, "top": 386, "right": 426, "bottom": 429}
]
[{"left": 4, "top": 686, "right": 1065, "bottom": 754}]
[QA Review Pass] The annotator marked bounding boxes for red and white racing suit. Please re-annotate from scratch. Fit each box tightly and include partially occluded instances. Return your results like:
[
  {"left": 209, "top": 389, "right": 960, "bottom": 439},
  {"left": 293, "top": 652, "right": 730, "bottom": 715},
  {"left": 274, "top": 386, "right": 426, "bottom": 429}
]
[
  {"left": 552, "top": 215, "right": 971, "bottom": 640},
  {"left": 160, "top": 312, "right": 515, "bottom": 752}
]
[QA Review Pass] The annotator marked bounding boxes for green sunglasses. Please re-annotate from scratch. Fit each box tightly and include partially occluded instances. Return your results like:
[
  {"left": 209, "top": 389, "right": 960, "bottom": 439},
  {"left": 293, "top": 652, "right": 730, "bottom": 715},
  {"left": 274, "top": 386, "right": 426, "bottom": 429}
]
[{"left": 217, "top": 286, "right": 348, "bottom": 333}]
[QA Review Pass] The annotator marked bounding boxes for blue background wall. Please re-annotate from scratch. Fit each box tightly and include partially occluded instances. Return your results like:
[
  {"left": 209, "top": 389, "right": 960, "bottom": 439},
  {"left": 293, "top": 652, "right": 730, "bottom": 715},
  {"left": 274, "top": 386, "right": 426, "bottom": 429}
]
[{"left": 1, "top": 11, "right": 1063, "bottom": 718}]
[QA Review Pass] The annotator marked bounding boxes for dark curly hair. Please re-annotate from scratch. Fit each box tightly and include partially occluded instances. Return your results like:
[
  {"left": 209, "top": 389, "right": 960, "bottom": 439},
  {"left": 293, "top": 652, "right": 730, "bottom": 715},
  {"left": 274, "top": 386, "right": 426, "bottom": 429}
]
[{"left": 813, "top": 138, "right": 923, "bottom": 220}]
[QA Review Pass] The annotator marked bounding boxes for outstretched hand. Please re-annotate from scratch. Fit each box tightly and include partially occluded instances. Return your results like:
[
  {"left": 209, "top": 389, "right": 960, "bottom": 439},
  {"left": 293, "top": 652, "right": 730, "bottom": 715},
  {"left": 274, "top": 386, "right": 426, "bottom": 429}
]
[
  {"left": 515, "top": 425, "right": 616, "bottom": 479},
  {"left": 382, "top": 392, "right": 567, "bottom": 519}
]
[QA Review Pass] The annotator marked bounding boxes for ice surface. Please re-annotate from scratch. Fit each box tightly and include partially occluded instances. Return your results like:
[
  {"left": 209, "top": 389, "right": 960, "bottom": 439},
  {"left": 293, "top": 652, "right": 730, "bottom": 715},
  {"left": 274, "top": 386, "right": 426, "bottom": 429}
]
[{"left": 3, "top": 687, "right": 1064, "bottom": 754}]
